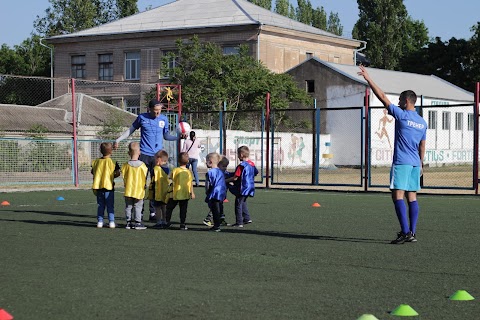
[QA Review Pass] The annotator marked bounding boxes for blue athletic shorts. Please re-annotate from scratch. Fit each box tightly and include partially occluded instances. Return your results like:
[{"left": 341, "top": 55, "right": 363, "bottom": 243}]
[{"left": 389, "top": 164, "right": 421, "bottom": 191}]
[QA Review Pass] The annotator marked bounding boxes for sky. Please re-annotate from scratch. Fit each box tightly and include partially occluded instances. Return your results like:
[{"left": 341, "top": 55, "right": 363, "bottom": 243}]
[{"left": 0, "top": 0, "right": 479, "bottom": 47}]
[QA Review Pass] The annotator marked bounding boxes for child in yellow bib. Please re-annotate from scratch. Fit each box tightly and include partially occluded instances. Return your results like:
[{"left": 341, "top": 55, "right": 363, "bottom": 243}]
[
  {"left": 149, "top": 150, "right": 171, "bottom": 228},
  {"left": 91, "top": 142, "right": 120, "bottom": 229},
  {"left": 165, "top": 152, "right": 195, "bottom": 230},
  {"left": 121, "top": 142, "right": 148, "bottom": 230}
]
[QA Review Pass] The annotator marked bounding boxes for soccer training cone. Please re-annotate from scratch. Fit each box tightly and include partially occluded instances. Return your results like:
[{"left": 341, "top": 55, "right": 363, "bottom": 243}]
[
  {"left": 312, "top": 202, "right": 321, "bottom": 207},
  {"left": 0, "top": 309, "right": 14, "bottom": 320},
  {"left": 56, "top": 196, "right": 65, "bottom": 201},
  {"left": 223, "top": 199, "right": 229, "bottom": 203},
  {"left": 356, "top": 314, "right": 379, "bottom": 320},
  {"left": 1, "top": 201, "right": 10, "bottom": 206},
  {"left": 449, "top": 290, "right": 475, "bottom": 301},
  {"left": 390, "top": 304, "right": 419, "bottom": 316}
]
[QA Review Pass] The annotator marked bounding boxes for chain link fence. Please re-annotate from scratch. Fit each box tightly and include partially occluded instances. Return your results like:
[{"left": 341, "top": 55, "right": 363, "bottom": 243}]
[{"left": 1, "top": 74, "right": 479, "bottom": 193}]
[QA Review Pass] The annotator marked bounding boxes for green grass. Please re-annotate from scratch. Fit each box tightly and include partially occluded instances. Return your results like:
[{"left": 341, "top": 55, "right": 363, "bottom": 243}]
[{"left": 1, "top": 189, "right": 479, "bottom": 319}]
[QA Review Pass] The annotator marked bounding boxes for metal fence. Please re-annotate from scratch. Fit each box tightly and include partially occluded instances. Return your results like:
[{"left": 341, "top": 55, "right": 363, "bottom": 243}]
[{"left": 1, "top": 74, "right": 479, "bottom": 194}]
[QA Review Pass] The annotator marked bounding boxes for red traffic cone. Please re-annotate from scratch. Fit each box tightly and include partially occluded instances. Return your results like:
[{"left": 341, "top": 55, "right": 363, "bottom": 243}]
[{"left": 0, "top": 309, "right": 13, "bottom": 320}]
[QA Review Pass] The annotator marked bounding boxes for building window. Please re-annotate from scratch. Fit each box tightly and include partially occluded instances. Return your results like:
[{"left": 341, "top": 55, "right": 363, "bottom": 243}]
[
  {"left": 160, "top": 50, "right": 177, "bottom": 79},
  {"left": 306, "top": 80, "right": 315, "bottom": 93},
  {"left": 71, "top": 55, "right": 86, "bottom": 79},
  {"left": 98, "top": 54, "right": 113, "bottom": 81},
  {"left": 468, "top": 113, "right": 474, "bottom": 131},
  {"left": 442, "top": 111, "right": 450, "bottom": 130},
  {"left": 223, "top": 46, "right": 240, "bottom": 55},
  {"left": 428, "top": 111, "right": 437, "bottom": 129},
  {"left": 455, "top": 112, "right": 463, "bottom": 131},
  {"left": 306, "top": 52, "right": 313, "bottom": 60},
  {"left": 125, "top": 52, "right": 140, "bottom": 80}
]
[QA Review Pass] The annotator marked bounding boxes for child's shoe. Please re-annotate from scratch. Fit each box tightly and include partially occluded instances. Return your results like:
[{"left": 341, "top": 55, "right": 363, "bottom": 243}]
[
  {"left": 125, "top": 221, "right": 133, "bottom": 229},
  {"left": 203, "top": 218, "right": 213, "bottom": 227},
  {"left": 134, "top": 222, "right": 147, "bottom": 230},
  {"left": 109, "top": 221, "right": 116, "bottom": 229},
  {"left": 180, "top": 224, "right": 188, "bottom": 230},
  {"left": 96, "top": 221, "right": 104, "bottom": 228},
  {"left": 231, "top": 223, "right": 244, "bottom": 228}
]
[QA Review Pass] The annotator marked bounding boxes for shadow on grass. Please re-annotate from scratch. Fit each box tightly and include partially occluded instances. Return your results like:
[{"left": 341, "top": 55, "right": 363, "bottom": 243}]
[
  {"left": 9, "top": 209, "right": 92, "bottom": 218},
  {"left": 0, "top": 218, "right": 94, "bottom": 228},
  {"left": 163, "top": 223, "right": 389, "bottom": 244}
]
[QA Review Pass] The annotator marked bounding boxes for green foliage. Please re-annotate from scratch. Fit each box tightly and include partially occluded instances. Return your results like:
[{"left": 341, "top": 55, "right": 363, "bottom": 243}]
[
  {"left": 247, "top": 0, "right": 272, "bottom": 10},
  {"left": 327, "top": 12, "right": 343, "bottom": 36},
  {"left": 353, "top": 0, "right": 428, "bottom": 70},
  {"left": 0, "top": 140, "right": 21, "bottom": 172},
  {"left": 26, "top": 124, "right": 49, "bottom": 138},
  {"left": 34, "top": 0, "right": 139, "bottom": 37},
  {"left": 163, "top": 36, "right": 311, "bottom": 130},
  {"left": 312, "top": 6, "right": 327, "bottom": 30},
  {"left": 0, "top": 35, "right": 50, "bottom": 77},
  {"left": 296, "top": 0, "right": 313, "bottom": 25},
  {"left": 274, "top": 0, "right": 289, "bottom": 16},
  {"left": 353, "top": 0, "right": 410, "bottom": 69},
  {"left": 399, "top": 37, "right": 474, "bottom": 91},
  {"left": 96, "top": 110, "right": 127, "bottom": 139},
  {"left": 0, "top": 76, "right": 51, "bottom": 105},
  {"left": 23, "top": 140, "right": 71, "bottom": 172}
]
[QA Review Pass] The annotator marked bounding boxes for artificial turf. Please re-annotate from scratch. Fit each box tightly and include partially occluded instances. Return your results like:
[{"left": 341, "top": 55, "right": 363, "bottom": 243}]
[{"left": 0, "top": 188, "right": 479, "bottom": 319}]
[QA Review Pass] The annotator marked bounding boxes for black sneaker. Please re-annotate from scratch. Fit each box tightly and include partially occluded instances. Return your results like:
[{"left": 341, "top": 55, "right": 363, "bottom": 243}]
[
  {"left": 220, "top": 219, "right": 229, "bottom": 226},
  {"left": 405, "top": 232, "right": 417, "bottom": 243},
  {"left": 209, "top": 227, "right": 221, "bottom": 232},
  {"left": 243, "top": 219, "right": 253, "bottom": 224},
  {"left": 134, "top": 222, "right": 147, "bottom": 230},
  {"left": 203, "top": 218, "right": 213, "bottom": 227},
  {"left": 125, "top": 221, "right": 133, "bottom": 229},
  {"left": 149, "top": 214, "right": 157, "bottom": 222},
  {"left": 390, "top": 232, "right": 408, "bottom": 244},
  {"left": 179, "top": 224, "right": 188, "bottom": 230}
]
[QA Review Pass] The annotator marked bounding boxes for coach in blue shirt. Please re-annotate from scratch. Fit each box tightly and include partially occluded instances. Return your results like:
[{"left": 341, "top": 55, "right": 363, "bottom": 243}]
[
  {"left": 358, "top": 65, "right": 427, "bottom": 244},
  {"left": 115, "top": 99, "right": 182, "bottom": 221}
]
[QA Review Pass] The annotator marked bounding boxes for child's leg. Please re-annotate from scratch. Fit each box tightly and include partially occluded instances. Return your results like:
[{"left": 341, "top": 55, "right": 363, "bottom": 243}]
[
  {"left": 210, "top": 200, "right": 221, "bottom": 229},
  {"left": 179, "top": 200, "right": 188, "bottom": 225},
  {"left": 165, "top": 200, "right": 177, "bottom": 223},
  {"left": 125, "top": 197, "right": 133, "bottom": 222},
  {"left": 234, "top": 196, "right": 243, "bottom": 225},
  {"left": 105, "top": 190, "right": 115, "bottom": 223},
  {"left": 97, "top": 190, "right": 106, "bottom": 222},
  {"left": 133, "top": 199, "right": 144, "bottom": 223},
  {"left": 158, "top": 202, "right": 167, "bottom": 223},
  {"left": 241, "top": 196, "right": 251, "bottom": 222}
]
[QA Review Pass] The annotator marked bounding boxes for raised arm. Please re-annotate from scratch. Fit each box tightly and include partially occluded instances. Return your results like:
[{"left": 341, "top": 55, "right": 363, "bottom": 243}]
[
  {"left": 114, "top": 125, "right": 136, "bottom": 149},
  {"left": 358, "top": 65, "right": 391, "bottom": 108}
]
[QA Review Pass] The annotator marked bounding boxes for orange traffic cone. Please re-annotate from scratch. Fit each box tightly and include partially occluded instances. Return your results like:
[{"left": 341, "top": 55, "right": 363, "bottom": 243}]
[
  {"left": 1, "top": 201, "right": 10, "bottom": 206},
  {"left": 312, "top": 202, "right": 321, "bottom": 207},
  {"left": 0, "top": 309, "right": 13, "bottom": 320}
]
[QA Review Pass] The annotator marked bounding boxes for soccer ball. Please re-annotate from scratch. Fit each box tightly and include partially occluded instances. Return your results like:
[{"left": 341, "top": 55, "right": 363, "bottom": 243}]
[{"left": 177, "top": 121, "right": 191, "bottom": 135}]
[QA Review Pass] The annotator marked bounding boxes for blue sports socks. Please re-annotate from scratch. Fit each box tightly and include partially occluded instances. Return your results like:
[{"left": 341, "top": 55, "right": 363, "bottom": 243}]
[
  {"left": 394, "top": 199, "right": 410, "bottom": 234},
  {"left": 408, "top": 200, "right": 419, "bottom": 234}
]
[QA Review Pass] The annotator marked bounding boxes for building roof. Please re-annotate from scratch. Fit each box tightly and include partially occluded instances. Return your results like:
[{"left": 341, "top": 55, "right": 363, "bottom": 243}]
[
  {"left": 306, "top": 57, "right": 474, "bottom": 102},
  {"left": 0, "top": 104, "right": 71, "bottom": 133},
  {"left": 0, "top": 94, "right": 137, "bottom": 134},
  {"left": 48, "top": 0, "right": 352, "bottom": 42}
]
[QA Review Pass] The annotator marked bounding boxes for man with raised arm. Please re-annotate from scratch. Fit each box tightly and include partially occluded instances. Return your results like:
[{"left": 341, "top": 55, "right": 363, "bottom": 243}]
[{"left": 358, "top": 65, "right": 427, "bottom": 244}]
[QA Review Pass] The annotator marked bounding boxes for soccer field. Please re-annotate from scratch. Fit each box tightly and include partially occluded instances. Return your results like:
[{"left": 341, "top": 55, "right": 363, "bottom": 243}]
[{"left": 1, "top": 188, "right": 479, "bottom": 319}]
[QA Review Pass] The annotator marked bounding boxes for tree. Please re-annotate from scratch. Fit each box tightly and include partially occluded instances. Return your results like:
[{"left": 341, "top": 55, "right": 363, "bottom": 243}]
[
  {"left": 327, "top": 12, "right": 343, "bottom": 36},
  {"left": 34, "top": 0, "right": 139, "bottom": 37},
  {"left": 163, "top": 36, "right": 311, "bottom": 130},
  {"left": 353, "top": 0, "right": 409, "bottom": 69},
  {"left": 296, "top": 0, "right": 313, "bottom": 25},
  {"left": 399, "top": 37, "right": 474, "bottom": 91},
  {"left": 247, "top": 0, "right": 272, "bottom": 10},
  {"left": 274, "top": 0, "right": 290, "bottom": 16},
  {"left": 311, "top": 6, "right": 327, "bottom": 30},
  {"left": 402, "top": 17, "right": 429, "bottom": 57}
]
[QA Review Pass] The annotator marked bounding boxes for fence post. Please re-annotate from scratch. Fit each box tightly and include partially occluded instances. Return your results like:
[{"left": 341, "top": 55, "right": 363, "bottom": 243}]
[
  {"left": 419, "top": 95, "right": 424, "bottom": 188},
  {"left": 364, "top": 88, "right": 370, "bottom": 192},
  {"left": 220, "top": 101, "right": 226, "bottom": 155},
  {"left": 156, "top": 83, "right": 160, "bottom": 101},
  {"left": 475, "top": 83, "right": 479, "bottom": 194},
  {"left": 71, "top": 78, "right": 79, "bottom": 187},
  {"left": 314, "top": 99, "right": 320, "bottom": 185},
  {"left": 265, "top": 92, "right": 271, "bottom": 189}
]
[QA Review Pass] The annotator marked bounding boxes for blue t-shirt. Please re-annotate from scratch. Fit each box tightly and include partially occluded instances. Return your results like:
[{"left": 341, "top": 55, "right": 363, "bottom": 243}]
[
  {"left": 205, "top": 168, "right": 227, "bottom": 202},
  {"left": 132, "top": 113, "right": 173, "bottom": 156},
  {"left": 388, "top": 104, "right": 427, "bottom": 166}
]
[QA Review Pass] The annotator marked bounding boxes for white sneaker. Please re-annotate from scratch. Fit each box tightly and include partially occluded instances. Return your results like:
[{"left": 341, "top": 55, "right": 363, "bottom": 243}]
[
  {"left": 109, "top": 221, "right": 116, "bottom": 229},
  {"left": 96, "top": 221, "right": 104, "bottom": 228}
]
